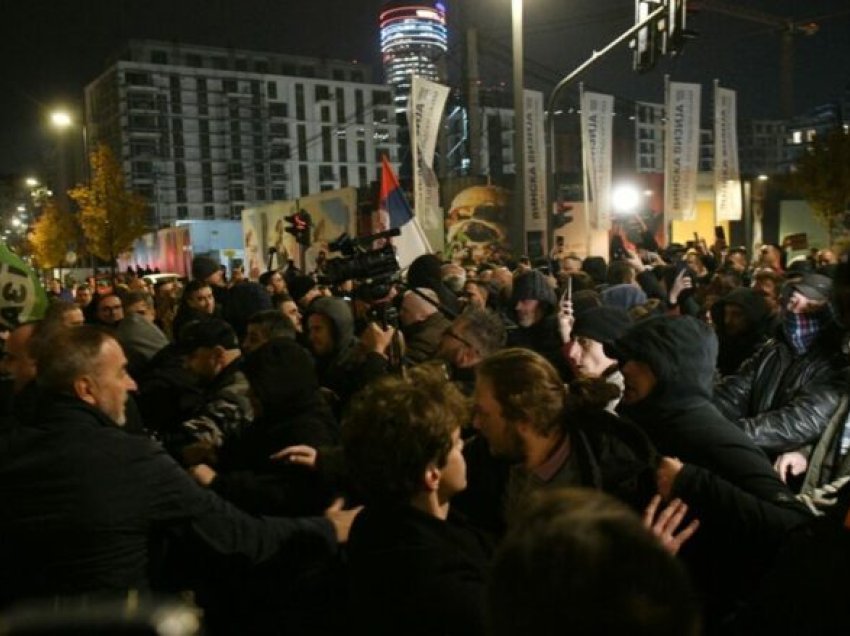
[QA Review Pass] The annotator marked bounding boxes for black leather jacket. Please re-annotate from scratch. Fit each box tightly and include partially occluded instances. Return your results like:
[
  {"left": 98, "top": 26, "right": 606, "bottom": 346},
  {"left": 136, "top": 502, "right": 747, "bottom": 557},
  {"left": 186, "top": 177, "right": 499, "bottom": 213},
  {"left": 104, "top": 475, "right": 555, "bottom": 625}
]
[{"left": 713, "top": 325, "right": 849, "bottom": 453}]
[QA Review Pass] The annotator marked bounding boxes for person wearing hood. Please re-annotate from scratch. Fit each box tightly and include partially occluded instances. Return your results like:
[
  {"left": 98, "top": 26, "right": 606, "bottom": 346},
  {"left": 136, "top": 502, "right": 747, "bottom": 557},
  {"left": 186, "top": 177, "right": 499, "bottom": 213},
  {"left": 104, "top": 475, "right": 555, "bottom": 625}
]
[
  {"left": 307, "top": 296, "right": 390, "bottom": 415},
  {"left": 714, "top": 273, "right": 849, "bottom": 454},
  {"left": 710, "top": 287, "right": 773, "bottom": 376},
  {"left": 507, "top": 269, "right": 570, "bottom": 380},
  {"left": 188, "top": 338, "right": 338, "bottom": 517},
  {"left": 610, "top": 315, "right": 811, "bottom": 625}
]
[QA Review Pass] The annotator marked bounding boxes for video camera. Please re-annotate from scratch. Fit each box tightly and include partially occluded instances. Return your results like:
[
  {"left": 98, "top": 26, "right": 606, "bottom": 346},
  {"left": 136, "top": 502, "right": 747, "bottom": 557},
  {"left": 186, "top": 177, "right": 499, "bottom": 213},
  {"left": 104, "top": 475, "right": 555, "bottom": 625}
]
[{"left": 326, "top": 228, "right": 402, "bottom": 327}]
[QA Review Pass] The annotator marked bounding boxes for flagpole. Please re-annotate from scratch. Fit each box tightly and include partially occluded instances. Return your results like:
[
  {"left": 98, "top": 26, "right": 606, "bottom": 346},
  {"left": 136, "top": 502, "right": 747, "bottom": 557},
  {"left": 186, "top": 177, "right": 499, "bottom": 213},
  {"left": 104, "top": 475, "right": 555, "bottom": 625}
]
[
  {"left": 580, "top": 83, "right": 591, "bottom": 259},
  {"left": 664, "top": 74, "right": 672, "bottom": 245}
]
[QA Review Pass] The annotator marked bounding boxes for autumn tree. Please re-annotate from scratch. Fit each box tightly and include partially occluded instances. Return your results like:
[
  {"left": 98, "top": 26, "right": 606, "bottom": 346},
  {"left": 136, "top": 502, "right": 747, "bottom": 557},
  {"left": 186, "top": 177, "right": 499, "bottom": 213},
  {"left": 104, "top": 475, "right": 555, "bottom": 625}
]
[
  {"left": 68, "top": 143, "right": 149, "bottom": 267},
  {"left": 792, "top": 128, "right": 850, "bottom": 240},
  {"left": 28, "top": 198, "right": 79, "bottom": 269}
]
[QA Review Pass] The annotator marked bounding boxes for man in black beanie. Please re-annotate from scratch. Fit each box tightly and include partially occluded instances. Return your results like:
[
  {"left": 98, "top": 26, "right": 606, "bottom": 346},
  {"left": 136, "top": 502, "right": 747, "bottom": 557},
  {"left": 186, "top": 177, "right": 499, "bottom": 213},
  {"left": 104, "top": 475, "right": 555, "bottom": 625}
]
[
  {"left": 289, "top": 274, "right": 323, "bottom": 311},
  {"left": 507, "top": 270, "right": 569, "bottom": 380},
  {"left": 566, "top": 306, "right": 632, "bottom": 412}
]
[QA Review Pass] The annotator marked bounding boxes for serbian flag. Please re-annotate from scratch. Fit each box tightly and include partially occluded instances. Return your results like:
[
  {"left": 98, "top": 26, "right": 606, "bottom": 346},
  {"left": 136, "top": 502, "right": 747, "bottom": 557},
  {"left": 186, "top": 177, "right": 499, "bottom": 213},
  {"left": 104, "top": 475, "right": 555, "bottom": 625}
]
[{"left": 376, "top": 155, "right": 431, "bottom": 269}]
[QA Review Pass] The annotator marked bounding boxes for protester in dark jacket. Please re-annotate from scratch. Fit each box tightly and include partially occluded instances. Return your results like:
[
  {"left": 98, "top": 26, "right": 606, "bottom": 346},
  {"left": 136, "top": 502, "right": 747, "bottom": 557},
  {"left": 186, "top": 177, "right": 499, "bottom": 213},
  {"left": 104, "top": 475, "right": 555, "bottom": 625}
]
[
  {"left": 0, "top": 327, "right": 351, "bottom": 605},
  {"left": 611, "top": 315, "right": 811, "bottom": 625},
  {"left": 189, "top": 338, "right": 340, "bottom": 516},
  {"left": 344, "top": 366, "right": 491, "bottom": 636},
  {"left": 221, "top": 280, "right": 272, "bottom": 341},
  {"left": 507, "top": 270, "right": 570, "bottom": 380},
  {"left": 467, "top": 348, "right": 658, "bottom": 535},
  {"left": 307, "top": 296, "right": 388, "bottom": 415},
  {"left": 713, "top": 273, "right": 848, "bottom": 453},
  {"left": 710, "top": 287, "right": 773, "bottom": 376}
]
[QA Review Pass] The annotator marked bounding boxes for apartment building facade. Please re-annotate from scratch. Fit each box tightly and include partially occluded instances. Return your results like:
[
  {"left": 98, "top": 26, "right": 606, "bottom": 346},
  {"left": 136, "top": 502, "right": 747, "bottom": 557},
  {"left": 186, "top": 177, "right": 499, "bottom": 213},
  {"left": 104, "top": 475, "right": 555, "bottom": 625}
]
[{"left": 85, "top": 40, "right": 398, "bottom": 226}]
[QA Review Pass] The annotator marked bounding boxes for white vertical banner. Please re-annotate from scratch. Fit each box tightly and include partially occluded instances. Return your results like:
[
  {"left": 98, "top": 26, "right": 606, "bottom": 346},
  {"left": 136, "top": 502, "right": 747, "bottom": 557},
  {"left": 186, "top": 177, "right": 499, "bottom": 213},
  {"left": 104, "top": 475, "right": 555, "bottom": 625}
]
[
  {"left": 523, "top": 89, "right": 547, "bottom": 244},
  {"left": 714, "top": 82, "right": 743, "bottom": 221},
  {"left": 664, "top": 80, "right": 701, "bottom": 222},
  {"left": 409, "top": 76, "right": 450, "bottom": 249},
  {"left": 580, "top": 89, "right": 614, "bottom": 231}
]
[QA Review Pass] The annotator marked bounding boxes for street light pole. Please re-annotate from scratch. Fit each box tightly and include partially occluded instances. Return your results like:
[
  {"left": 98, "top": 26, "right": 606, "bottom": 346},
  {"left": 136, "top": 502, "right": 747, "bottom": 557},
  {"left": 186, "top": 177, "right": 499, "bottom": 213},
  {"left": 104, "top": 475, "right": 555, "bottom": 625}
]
[{"left": 512, "top": 0, "right": 525, "bottom": 257}]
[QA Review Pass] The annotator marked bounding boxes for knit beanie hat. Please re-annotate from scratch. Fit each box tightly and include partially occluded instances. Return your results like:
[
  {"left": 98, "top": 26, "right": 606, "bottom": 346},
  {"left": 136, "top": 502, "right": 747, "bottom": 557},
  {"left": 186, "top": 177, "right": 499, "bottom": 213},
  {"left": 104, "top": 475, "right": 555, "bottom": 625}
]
[
  {"left": 289, "top": 274, "right": 317, "bottom": 303},
  {"left": 192, "top": 255, "right": 220, "bottom": 281},
  {"left": 572, "top": 306, "right": 633, "bottom": 346},
  {"left": 511, "top": 270, "right": 557, "bottom": 308},
  {"left": 601, "top": 284, "right": 648, "bottom": 311}
]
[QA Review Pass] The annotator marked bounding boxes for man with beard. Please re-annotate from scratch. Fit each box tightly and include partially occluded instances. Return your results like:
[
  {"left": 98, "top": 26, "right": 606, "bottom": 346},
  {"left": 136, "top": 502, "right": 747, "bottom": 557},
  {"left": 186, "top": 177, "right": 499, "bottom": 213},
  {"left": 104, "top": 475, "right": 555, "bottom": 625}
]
[
  {"left": 307, "top": 296, "right": 390, "bottom": 416},
  {"left": 471, "top": 348, "right": 657, "bottom": 529},
  {"left": 710, "top": 287, "right": 772, "bottom": 376},
  {"left": 507, "top": 270, "right": 570, "bottom": 380}
]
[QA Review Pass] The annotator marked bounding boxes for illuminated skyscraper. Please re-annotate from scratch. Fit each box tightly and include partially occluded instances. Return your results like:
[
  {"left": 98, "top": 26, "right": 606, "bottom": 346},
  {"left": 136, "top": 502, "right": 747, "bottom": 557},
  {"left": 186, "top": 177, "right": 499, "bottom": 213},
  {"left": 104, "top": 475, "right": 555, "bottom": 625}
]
[{"left": 380, "top": 1, "right": 448, "bottom": 114}]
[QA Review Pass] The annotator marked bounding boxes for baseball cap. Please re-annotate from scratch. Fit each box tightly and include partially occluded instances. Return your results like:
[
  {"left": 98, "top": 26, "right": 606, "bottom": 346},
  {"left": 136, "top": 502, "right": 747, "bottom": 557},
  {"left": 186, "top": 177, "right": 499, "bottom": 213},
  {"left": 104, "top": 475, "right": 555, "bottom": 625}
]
[{"left": 790, "top": 273, "right": 832, "bottom": 302}]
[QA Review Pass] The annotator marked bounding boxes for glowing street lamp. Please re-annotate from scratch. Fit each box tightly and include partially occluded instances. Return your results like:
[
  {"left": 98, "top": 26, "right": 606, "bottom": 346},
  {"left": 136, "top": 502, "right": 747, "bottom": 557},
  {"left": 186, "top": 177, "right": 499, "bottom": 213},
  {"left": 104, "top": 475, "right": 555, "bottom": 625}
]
[
  {"left": 25, "top": 177, "right": 39, "bottom": 188},
  {"left": 50, "top": 110, "right": 73, "bottom": 129}
]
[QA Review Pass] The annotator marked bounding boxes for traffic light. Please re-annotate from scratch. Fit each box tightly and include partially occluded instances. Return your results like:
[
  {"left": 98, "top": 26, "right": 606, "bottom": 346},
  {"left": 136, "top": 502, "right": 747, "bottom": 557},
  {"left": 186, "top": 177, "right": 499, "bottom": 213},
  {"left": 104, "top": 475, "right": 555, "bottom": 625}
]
[
  {"left": 632, "top": 0, "right": 690, "bottom": 73},
  {"left": 285, "top": 210, "right": 312, "bottom": 247}
]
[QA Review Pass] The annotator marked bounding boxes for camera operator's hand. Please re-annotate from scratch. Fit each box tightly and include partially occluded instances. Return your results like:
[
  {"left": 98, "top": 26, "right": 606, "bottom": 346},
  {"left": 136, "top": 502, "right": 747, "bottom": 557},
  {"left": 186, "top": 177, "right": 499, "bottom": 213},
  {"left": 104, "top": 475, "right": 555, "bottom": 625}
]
[{"left": 360, "top": 322, "right": 396, "bottom": 357}]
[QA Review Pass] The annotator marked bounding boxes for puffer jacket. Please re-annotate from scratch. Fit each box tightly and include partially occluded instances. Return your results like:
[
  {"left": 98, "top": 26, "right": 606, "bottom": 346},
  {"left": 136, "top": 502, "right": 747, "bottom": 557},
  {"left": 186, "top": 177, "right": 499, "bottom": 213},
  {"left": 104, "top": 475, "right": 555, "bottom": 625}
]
[{"left": 713, "top": 323, "right": 849, "bottom": 453}]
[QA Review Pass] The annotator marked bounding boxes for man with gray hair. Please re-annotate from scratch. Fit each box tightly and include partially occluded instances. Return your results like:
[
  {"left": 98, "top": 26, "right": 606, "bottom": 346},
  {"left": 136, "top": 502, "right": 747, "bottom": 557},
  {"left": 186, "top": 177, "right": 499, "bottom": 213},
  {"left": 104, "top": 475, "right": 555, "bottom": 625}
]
[
  {"left": 0, "top": 325, "right": 357, "bottom": 604},
  {"left": 436, "top": 307, "right": 506, "bottom": 390}
]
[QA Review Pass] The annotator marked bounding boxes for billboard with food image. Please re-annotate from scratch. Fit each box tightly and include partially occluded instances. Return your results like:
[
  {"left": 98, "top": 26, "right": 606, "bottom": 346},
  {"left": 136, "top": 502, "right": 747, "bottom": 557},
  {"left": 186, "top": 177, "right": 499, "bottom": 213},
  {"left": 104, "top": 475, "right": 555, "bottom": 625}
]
[{"left": 444, "top": 183, "right": 513, "bottom": 265}]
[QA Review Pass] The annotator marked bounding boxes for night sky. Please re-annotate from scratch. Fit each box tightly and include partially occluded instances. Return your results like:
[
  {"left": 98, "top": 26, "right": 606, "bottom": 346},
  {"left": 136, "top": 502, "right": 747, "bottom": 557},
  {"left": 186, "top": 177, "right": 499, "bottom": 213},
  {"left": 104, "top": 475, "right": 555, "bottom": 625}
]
[{"left": 1, "top": 0, "right": 848, "bottom": 175}]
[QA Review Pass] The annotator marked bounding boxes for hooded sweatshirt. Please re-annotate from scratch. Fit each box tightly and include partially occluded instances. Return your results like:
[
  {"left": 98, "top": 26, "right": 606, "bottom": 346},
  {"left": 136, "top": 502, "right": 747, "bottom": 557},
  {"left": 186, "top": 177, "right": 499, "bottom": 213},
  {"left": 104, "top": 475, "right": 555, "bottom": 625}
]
[
  {"left": 710, "top": 287, "right": 772, "bottom": 375},
  {"left": 613, "top": 316, "right": 810, "bottom": 622},
  {"left": 308, "top": 297, "right": 387, "bottom": 414}
]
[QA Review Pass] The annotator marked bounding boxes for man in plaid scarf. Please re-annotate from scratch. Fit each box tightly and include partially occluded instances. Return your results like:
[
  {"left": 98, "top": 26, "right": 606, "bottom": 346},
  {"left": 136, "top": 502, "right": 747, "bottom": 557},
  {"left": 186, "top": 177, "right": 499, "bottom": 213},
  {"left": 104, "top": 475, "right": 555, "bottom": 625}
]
[{"left": 714, "top": 273, "right": 849, "bottom": 466}]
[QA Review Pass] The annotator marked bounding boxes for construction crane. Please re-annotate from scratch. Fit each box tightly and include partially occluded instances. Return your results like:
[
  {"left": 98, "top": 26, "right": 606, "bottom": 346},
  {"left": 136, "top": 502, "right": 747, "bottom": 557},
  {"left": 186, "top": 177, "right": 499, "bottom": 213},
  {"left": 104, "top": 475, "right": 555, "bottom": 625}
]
[{"left": 692, "top": 0, "right": 819, "bottom": 118}]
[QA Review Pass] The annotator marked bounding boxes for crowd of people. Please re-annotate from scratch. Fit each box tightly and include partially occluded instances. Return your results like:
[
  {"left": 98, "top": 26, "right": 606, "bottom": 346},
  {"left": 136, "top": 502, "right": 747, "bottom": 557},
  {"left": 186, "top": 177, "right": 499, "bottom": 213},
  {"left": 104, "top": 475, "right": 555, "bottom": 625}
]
[{"left": 1, "top": 239, "right": 849, "bottom": 634}]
